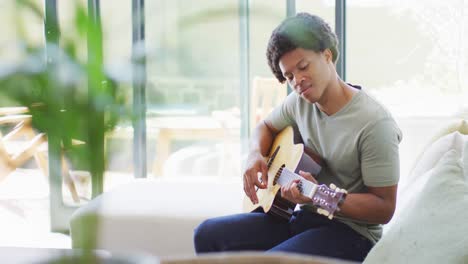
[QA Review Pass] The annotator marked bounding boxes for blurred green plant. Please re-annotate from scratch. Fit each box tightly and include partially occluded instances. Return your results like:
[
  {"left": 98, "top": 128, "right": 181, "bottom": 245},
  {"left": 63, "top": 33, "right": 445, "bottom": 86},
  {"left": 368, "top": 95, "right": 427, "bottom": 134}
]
[
  {"left": 0, "top": 1, "right": 134, "bottom": 261},
  {"left": 0, "top": 0, "right": 129, "bottom": 186}
]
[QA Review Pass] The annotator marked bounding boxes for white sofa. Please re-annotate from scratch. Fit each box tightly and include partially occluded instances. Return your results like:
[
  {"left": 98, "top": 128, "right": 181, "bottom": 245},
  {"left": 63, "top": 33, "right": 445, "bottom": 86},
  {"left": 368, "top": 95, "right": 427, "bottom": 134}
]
[
  {"left": 70, "top": 116, "right": 468, "bottom": 262},
  {"left": 70, "top": 176, "right": 244, "bottom": 257}
]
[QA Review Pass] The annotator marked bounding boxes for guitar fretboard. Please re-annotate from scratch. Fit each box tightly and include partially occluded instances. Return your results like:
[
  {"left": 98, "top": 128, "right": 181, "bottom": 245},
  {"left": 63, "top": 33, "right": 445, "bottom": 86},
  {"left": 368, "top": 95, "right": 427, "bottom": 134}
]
[{"left": 276, "top": 168, "right": 318, "bottom": 198}]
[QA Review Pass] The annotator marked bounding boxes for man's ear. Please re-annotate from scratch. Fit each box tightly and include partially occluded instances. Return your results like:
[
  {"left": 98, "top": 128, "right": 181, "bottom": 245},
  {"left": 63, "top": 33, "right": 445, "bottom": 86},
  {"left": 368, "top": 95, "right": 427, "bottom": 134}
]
[{"left": 323, "top": 48, "right": 333, "bottom": 63}]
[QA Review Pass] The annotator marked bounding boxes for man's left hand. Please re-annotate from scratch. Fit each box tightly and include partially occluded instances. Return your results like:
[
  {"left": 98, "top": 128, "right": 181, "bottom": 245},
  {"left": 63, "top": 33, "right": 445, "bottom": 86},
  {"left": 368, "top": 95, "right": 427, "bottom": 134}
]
[{"left": 280, "top": 170, "right": 317, "bottom": 204}]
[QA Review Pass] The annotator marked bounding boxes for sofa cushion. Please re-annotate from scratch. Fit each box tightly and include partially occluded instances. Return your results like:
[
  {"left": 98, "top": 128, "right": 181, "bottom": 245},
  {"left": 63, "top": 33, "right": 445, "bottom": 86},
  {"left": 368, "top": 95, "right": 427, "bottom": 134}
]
[
  {"left": 396, "top": 131, "right": 466, "bottom": 211},
  {"left": 427, "top": 119, "right": 468, "bottom": 143},
  {"left": 70, "top": 177, "right": 243, "bottom": 257},
  {"left": 364, "top": 149, "right": 468, "bottom": 263},
  {"left": 405, "top": 119, "right": 468, "bottom": 181},
  {"left": 411, "top": 131, "right": 466, "bottom": 176}
]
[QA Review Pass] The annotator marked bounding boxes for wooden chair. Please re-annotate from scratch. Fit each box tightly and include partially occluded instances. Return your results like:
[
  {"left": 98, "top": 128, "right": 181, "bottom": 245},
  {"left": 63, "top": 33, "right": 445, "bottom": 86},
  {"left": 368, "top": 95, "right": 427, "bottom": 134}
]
[
  {"left": 250, "top": 77, "right": 288, "bottom": 131},
  {"left": 0, "top": 107, "right": 80, "bottom": 202}
]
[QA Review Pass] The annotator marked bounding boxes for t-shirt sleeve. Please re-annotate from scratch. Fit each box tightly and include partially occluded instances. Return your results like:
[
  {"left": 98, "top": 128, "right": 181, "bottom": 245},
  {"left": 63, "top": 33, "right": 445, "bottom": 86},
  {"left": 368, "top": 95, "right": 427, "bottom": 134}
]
[
  {"left": 265, "top": 92, "right": 297, "bottom": 131},
  {"left": 359, "top": 119, "right": 402, "bottom": 187}
]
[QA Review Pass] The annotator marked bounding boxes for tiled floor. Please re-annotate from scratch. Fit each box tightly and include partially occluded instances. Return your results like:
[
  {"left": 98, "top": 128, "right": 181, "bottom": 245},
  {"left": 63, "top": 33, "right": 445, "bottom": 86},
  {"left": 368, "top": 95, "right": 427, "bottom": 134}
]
[
  {"left": 0, "top": 168, "right": 136, "bottom": 249},
  {"left": 0, "top": 169, "right": 71, "bottom": 248}
]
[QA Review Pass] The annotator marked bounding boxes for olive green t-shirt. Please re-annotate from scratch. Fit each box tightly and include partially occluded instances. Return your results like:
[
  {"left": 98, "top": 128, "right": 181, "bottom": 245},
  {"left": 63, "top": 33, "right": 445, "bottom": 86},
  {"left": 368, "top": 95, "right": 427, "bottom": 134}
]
[{"left": 265, "top": 88, "right": 402, "bottom": 244}]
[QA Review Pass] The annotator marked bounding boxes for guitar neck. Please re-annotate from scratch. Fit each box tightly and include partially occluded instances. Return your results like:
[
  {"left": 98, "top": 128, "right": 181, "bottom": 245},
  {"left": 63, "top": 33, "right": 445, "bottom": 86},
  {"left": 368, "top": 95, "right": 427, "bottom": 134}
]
[{"left": 276, "top": 168, "right": 318, "bottom": 198}]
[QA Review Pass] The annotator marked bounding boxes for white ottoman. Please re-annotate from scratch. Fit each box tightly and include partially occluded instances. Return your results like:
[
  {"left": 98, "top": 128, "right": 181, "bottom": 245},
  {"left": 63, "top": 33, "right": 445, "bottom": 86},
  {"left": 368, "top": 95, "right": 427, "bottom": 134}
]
[{"left": 70, "top": 177, "right": 243, "bottom": 257}]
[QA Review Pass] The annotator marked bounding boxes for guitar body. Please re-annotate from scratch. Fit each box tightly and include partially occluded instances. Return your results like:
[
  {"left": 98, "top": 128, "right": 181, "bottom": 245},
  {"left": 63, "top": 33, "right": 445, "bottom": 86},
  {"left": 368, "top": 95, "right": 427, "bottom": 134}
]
[{"left": 243, "top": 126, "right": 321, "bottom": 220}]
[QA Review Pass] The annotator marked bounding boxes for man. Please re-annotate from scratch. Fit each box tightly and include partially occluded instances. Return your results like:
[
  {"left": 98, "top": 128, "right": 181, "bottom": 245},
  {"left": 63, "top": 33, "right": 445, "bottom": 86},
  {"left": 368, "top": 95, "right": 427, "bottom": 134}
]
[{"left": 194, "top": 12, "right": 402, "bottom": 262}]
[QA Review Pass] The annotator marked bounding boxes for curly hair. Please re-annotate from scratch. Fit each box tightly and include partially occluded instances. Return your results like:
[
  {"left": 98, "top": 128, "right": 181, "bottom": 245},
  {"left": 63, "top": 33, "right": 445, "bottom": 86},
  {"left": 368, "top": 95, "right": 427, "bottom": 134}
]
[{"left": 266, "top": 13, "right": 339, "bottom": 83}]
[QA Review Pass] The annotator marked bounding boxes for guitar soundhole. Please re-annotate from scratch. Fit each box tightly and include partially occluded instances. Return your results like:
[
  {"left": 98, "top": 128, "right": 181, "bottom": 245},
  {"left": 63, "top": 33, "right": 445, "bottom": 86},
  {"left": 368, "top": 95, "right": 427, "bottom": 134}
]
[{"left": 267, "top": 146, "right": 280, "bottom": 169}]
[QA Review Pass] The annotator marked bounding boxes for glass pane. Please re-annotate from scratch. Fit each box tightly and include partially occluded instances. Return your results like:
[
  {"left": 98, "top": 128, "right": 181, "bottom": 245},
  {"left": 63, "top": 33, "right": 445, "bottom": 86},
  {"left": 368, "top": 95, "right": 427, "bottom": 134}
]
[
  {"left": 0, "top": 0, "right": 44, "bottom": 106},
  {"left": 248, "top": 2, "right": 288, "bottom": 136},
  {"left": 55, "top": 1, "right": 89, "bottom": 206},
  {"left": 296, "top": 0, "right": 335, "bottom": 29},
  {"left": 55, "top": 0, "right": 131, "bottom": 206},
  {"left": 0, "top": 0, "right": 55, "bottom": 244},
  {"left": 0, "top": 1, "right": 19, "bottom": 64},
  {"left": 347, "top": 0, "right": 468, "bottom": 117},
  {"left": 347, "top": 0, "right": 468, "bottom": 179},
  {"left": 146, "top": 0, "right": 242, "bottom": 178},
  {"left": 0, "top": 0, "right": 43, "bottom": 64},
  {"left": 100, "top": 1, "right": 135, "bottom": 189},
  {"left": 249, "top": 1, "right": 286, "bottom": 79},
  {"left": 58, "top": 0, "right": 88, "bottom": 62}
]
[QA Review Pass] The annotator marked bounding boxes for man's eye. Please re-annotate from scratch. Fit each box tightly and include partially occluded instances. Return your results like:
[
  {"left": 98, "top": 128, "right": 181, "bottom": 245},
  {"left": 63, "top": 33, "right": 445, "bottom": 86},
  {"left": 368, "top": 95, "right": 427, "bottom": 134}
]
[{"left": 299, "top": 64, "right": 309, "bottom": 71}]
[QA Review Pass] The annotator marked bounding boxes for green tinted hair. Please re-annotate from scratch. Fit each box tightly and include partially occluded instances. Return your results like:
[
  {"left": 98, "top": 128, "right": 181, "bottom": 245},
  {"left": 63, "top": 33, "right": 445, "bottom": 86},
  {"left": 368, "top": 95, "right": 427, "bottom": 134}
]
[{"left": 266, "top": 12, "right": 339, "bottom": 83}]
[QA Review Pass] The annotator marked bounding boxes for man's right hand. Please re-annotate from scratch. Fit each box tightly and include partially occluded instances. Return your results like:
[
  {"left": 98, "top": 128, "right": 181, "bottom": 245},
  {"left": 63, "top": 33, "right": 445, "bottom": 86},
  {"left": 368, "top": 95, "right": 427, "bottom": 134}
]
[{"left": 243, "top": 151, "right": 269, "bottom": 204}]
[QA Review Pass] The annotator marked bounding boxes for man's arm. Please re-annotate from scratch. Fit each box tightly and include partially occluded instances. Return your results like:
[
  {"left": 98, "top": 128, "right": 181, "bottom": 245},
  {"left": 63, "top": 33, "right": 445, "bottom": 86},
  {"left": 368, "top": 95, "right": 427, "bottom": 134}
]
[
  {"left": 333, "top": 119, "right": 400, "bottom": 224},
  {"left": 342, "top": 119, "right": 401, "bottom": 224},
  {"left": 249, "top": 120, "right": 279, "bottom": 156},
  {"left": 338, "top": 185, "right": 397, "bottom": 224},
  {"left": 280, "top": 175, "right": 397, "bottom": 224},
  {"left": 243, "top": 120, "right": 279, "bottom": 204}
]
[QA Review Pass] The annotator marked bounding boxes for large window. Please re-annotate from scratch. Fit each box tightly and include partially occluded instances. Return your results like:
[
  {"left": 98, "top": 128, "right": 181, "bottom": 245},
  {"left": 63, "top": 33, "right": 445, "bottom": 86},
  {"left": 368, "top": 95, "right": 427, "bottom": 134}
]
[
  {"left": 3, "top": 0, "right": 468, "bottom": 247},
  {"left": 0, "top": 0, "right": 43, "bottom": 63},
  {"left": 347, "top": 0, "right": 468, "bottom": 117},
  {"left": 100, "top": 1, "right": 135, "bottom": 187},
  {"left": 144, "top": 0, "right": 244, "bottom": 178},
  {"left": 249, "top": 1, "right": 286, "bottom": 79},
  {"left": 0, "top": 0, "right": 43, "bottom": 105},
  {"left": 297, "top": 0, "right": 335, "bottom": 27},
  {"left": 347, "top": 0, "right": 468, "bottom": 179}
]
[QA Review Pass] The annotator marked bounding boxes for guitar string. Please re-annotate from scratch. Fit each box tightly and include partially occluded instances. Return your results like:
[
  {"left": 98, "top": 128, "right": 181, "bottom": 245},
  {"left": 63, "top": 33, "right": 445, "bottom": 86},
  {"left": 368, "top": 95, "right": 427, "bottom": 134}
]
[
  {"left": 279, "top": 168, "right": 343, "bottom": 211},
  {"left": 265, "top": 164, "right": 316, "bottom": 195},
  {"left": 262, "top": 160, "right": 342, "bottom": 214},
  {"left": 279, "top": 169, "right": 316, "bottom": 195}
]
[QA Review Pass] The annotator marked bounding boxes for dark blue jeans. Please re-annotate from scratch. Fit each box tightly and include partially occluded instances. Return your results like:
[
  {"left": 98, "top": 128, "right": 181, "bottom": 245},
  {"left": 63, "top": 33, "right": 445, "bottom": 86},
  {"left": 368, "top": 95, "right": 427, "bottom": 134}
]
[{"left": 194, "top": 209, "right": 373, "bottom": 262}]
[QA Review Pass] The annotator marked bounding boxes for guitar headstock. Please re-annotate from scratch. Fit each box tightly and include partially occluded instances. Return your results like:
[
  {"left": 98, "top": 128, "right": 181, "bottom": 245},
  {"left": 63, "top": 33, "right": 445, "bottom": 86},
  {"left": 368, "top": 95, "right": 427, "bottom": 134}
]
[{"left": 310, "top": 183, "right": 347, "bottom": 219}]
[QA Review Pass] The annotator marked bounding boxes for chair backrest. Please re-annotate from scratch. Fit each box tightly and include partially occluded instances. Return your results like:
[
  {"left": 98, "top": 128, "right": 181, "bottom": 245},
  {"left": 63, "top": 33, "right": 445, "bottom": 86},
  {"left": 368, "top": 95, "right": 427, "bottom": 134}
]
[
  {"left": 250, "top": 77, "right": 287, "bottom": 131},
  {"left": 0, "top": 113, "right": 47, "bottom": 180},
  {"left": 0, "top": 107, "right": 82, "bottom": 202}
]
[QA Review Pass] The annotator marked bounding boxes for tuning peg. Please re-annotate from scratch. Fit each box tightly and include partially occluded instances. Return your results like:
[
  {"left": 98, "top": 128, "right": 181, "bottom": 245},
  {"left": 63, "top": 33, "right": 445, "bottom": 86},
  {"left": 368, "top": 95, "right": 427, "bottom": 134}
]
[
  {"left": 328, "top": 213, "right": 334, "bottom": 220},
  {"left": 329, "top": 183, "right": 337, "bottom": 190},
  {"left": 340, "top": 189, "right": 348, "bottom": 194},
  {"left": 317, "top": 208, "right": 330, "bottom": 217}
]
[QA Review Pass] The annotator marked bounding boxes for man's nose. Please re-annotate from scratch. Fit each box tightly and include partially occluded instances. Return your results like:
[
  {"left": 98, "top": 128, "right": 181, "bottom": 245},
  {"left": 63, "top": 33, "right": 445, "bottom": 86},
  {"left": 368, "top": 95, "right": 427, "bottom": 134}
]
[{"left": 293, "top": 75, "right": 304, "bottom": 89}]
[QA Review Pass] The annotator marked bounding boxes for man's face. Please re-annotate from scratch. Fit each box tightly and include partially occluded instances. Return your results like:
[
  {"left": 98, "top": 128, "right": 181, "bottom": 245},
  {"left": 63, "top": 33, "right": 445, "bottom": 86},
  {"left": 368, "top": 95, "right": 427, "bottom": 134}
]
[{"left": 279, "top": 48, "right": 333, "bottom": 104}]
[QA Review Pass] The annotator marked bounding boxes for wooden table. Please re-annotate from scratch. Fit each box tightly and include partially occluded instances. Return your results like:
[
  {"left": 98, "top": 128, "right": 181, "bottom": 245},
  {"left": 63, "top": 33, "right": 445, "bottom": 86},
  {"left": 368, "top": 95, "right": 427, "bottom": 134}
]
[
  {"left": 108, "top": 111, "right": 241, "bottom": 177},
  {"left": 149, "top": 115, "right": 229, "bottom": 176}
]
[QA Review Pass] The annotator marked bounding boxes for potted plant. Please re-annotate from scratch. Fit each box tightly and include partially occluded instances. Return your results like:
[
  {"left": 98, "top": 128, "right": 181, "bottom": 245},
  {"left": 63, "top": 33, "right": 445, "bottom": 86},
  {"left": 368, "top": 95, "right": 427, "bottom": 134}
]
[{"left": 0, "top": 1, "right": 155, "bottom": 263}]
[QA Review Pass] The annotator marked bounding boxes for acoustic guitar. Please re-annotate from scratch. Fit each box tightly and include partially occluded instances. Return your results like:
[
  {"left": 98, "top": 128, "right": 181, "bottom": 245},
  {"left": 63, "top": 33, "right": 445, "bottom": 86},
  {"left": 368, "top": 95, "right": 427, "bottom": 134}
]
[{"left": 243, "top": 126, "right": 347, "bottom": 220}]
